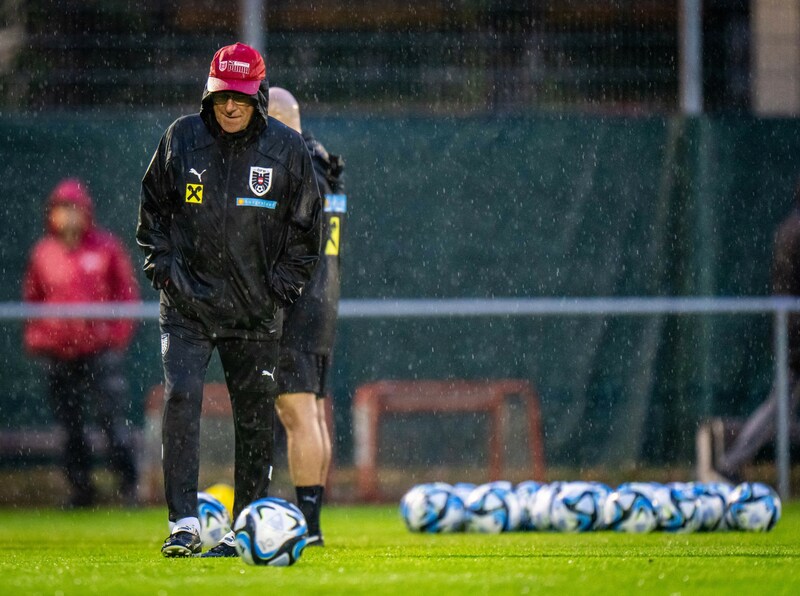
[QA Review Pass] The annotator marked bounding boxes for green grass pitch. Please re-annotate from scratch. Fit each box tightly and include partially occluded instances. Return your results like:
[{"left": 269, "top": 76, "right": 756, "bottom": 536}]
[{"left": 1, "top": 504, "right": 798, "bottom": 595}]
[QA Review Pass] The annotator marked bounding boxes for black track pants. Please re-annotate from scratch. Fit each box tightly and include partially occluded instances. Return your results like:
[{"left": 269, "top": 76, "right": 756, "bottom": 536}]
[{"left": 160, "top": 319, "right": 278, "bottom": 522}]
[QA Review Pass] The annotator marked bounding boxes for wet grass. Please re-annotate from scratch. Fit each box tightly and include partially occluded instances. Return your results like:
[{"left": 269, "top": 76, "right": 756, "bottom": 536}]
[{"left": 0, "top": 503, "right": 798, "bottom": 595}]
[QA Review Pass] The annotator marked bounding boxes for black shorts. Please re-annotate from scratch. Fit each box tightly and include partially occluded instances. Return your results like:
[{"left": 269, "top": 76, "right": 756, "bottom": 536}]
[{"left": 277, "top": 347, "right": 331, "bottom": 398}]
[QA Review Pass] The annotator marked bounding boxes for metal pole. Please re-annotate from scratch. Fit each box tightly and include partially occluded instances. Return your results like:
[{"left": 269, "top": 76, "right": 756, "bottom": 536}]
[
  {"left": 240, "top": 0, "right": 265, "bottom": 57},
  {"left": 679, "top": 0, "right": 703, "bottom": 115},
  {"left": 774, "top": 308, "right": 791, "bottom": 500}
]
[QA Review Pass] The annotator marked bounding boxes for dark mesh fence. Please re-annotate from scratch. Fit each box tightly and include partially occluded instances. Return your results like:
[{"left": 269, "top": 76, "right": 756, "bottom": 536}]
[{"left": 1, "top": 112, "right": 798, "bottom": 468}]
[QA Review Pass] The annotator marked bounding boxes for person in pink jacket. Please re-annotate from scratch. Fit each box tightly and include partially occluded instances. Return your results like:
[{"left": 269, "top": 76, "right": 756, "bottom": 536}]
[{"left": 22, "top": 178, "right": 141, "bottom": 508}]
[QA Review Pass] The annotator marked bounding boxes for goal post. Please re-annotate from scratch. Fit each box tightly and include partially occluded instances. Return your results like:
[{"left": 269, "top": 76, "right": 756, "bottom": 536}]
[{"left": 353, "top": 379, "right": 547, "bottom": 502}]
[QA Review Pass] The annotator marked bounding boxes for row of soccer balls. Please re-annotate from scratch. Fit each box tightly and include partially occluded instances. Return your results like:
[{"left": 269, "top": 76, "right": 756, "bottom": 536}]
[
  {"left": 400, "top": 480, "right": 782, "bottom": 534},
  {"left": 198, "top": 491, "right": 309, "bottom": 566}
]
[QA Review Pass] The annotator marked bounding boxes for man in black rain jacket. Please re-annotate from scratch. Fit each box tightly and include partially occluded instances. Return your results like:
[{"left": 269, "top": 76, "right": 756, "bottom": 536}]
[{"left": 136, "top": 42, "right": 321, "bottom": 558}]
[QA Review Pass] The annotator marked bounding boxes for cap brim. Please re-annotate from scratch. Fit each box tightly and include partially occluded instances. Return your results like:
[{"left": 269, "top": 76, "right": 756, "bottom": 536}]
[{"left": 207, "top": 76, "right": 261, "bottom": 96}]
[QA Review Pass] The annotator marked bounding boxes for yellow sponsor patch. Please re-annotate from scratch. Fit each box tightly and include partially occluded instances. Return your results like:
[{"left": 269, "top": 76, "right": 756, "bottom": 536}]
[
  {"left": 325, "top": 216, "right": 340, "bottom": 255},
  {"left": 185, "top": 183, "right": 203, "bottom": 204}
]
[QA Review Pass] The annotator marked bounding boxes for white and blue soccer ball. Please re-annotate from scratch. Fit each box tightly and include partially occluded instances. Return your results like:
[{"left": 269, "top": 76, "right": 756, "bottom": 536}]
[
  {"left": 616, "top": 482, "right": 693, "bottom": 532},
  {"left": 656, "top": 485, "right": 702, "bottom": 533},
  {"left": 724, "top": 482, "right": 782, "bottom": 532},
  {"left": 233, "top": 497, "right": 308, "bottom": 566},
  {"left": 515, "top": 481, "right": 544, "bottom": 530},
  {"left": 550, "top": 481, "right": 610, "bottom": 532},
  {"left": 681, "top": 482, "right": 732, "bottom": 532},
  {"left": 465, "top": 483, "right": 522, "bottom": 533},
  {"left": 526, "top": 481, "right": 562, "bottom": 531},
  {"left": 400, "top": 483, "right": 467, "bottom": 533},
  {"left": 197, "top": 491, "right": 232, "bottom": 549},
  {"left": 694, "top": 490, "right": 727, "bottom": 531},
  {"left": 701, "top": 481, "right": 735, "bottom": 530},
  {"left": 603, "top": 485, "right": 659, "bottom": 533}
]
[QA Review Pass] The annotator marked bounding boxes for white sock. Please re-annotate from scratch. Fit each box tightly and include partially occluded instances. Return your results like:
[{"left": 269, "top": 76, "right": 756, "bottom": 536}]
[{"left": 172, "top": 516, "right": 200, "bottom": 535}]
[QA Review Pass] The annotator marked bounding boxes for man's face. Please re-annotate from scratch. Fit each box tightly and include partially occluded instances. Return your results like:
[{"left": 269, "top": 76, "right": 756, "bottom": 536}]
[
  {"left": 49, "top": 203, "right": 88, "bottom": 248},
  {"left": 212, "top": 92, "right": 256, "bottom": 133}
]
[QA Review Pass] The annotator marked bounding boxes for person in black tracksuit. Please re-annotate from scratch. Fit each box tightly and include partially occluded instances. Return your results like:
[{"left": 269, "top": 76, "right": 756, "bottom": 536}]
[
  {"left": 268, "top": 87, "right": 346, "bottom": 546},
  {"left": 136, "top": 43, "right": 321, "bottom": 558}
]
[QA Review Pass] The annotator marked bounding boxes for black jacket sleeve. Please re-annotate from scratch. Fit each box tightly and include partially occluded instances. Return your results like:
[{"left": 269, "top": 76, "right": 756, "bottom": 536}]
[
  {"left": 270, "top": 146, "right": 322, "bottom": 307},
  {"left": 136, "top": 131, "right": 174, "bottom": 290}
]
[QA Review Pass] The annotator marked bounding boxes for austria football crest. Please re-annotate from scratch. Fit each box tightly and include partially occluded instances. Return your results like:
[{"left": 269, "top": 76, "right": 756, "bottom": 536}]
[{"left": 249, "top": 167, "right": 272, "bottom": 196}]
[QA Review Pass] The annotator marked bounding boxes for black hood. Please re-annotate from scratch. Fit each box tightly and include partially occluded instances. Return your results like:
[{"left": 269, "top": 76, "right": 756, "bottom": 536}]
[{"left": 303, "top": 130, "right": 345, "bottom": 194}]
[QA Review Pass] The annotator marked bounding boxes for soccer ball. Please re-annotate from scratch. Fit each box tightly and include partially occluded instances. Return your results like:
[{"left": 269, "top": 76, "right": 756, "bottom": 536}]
[
  {"left": 464, "top": 483, "right": 522, "bottom": 533},
  {"left": 233, "top": 497, "right": 309, "bottom": 566},
  {"left": 653, "top": 485, "right": 702, "bottom": 533},
  {"left": 617, "top": 482, "right": 695, "bottom": 532},
  {"left": 400, "top": 483, "right": 467, "bottom": 533},
  {"left": 724, "top": 482, "right": 782, "bottom": 532},
  {"left": 694, "top": 490, "right": 727, "bottom": 532},
  {"left": 603, "top": 486, "right": 659, "bottom": 533},
  {"left": 699, "top": 482, "right": 734, "bottom": 530},
  {"left": 515, "top": 481, "right": 543, "bottom": 530},
  {"left": 550, "top": 481, "right": 610, "bottom": 532},
  {"left": 526, "top": 481, "right": 562, "bottom": 531},
  {"left": 197, "top": 491, "right": 232, "bottom": 548}
]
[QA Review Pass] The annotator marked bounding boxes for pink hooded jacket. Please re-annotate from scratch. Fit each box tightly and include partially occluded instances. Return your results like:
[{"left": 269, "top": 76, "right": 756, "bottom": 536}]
[{"left": 22, "top": 178, "right": 140, "bottom": 359}]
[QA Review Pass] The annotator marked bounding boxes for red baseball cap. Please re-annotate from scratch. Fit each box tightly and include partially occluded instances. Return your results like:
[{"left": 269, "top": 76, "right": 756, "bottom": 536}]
[{"left": 207, "top": 42, "right": 266, "bottom": 96}]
